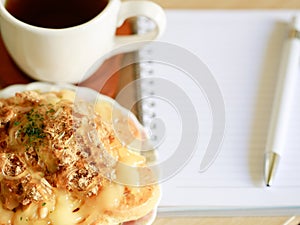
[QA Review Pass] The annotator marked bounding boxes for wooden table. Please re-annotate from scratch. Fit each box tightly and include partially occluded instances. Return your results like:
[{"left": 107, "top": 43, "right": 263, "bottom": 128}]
[
  {"left": 148, "top": 0, "right": 300, "bottom": 224},
  {"left": 152, "top": 0, "right": 300, "bottom": 9}
]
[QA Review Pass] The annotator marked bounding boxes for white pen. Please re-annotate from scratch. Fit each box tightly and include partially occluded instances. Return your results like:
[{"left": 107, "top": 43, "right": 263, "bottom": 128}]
[{"left": 265, "top": 15, "right": 300, "bottom": 187}]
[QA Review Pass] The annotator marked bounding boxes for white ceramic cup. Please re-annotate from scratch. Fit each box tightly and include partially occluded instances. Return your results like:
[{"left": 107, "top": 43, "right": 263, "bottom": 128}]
[{"left": 0, "top": 0, "right": 166, "bottom": 83}]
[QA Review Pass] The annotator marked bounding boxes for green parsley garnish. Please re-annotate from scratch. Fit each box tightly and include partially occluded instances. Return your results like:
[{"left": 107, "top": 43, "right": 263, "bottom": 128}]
[
  {"left": 14, "top": 121, "right": 21, "bottom": 126},
  {"left": 18, "top": 109, "right": 46, "bottom": 147},
  {"left": 46, "top": 108, "right": 55, "bottom": 114}
]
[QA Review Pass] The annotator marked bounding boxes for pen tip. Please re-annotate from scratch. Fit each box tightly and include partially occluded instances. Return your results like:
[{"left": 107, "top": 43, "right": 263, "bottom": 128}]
[
  {"left": 265, "top": 177, "right": 272, "bottom": 187},
  {"left": 264, "top": 152, "right": 280, "bottom": 187}
]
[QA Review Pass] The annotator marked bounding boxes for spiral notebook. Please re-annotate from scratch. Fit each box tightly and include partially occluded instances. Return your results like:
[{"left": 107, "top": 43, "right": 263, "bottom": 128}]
[{"left": 127, "top": 10, "right": 300, "bottom": 216}]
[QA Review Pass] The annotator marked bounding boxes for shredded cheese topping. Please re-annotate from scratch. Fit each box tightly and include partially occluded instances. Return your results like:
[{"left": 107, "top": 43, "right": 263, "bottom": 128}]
[{"left": 0, "top": 90, "right": 152, "bottom": 225}]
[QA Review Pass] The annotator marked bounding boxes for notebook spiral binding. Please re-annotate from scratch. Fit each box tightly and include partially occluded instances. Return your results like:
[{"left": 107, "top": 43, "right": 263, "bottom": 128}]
[{"left": 135, "top": 17, "right": 158, "bottom": 142}]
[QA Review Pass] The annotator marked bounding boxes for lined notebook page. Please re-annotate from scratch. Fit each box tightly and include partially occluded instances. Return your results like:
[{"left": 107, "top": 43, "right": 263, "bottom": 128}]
[{"left": 137, "top": 10, "right": 300, "bottom": 213}]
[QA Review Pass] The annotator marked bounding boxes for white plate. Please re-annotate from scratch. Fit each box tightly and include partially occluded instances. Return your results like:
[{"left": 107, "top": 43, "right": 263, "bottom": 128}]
[{"left": 0, "top": 82, "right": 158, "bottom": 225}]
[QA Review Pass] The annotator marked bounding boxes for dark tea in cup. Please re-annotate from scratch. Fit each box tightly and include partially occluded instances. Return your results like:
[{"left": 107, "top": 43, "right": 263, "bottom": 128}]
[{"left": 5, "top": 0, "right": 108, "bottom": 28}]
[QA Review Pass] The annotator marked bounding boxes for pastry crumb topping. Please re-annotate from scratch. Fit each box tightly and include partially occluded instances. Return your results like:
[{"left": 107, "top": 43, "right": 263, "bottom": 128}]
[{"left": 0, "top": 90, "right": 120, "bottom": 211}]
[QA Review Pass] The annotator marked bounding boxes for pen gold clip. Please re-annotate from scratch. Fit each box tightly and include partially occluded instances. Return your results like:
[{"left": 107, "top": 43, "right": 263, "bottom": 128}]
[{"left": 290, "top": 28, "right": 300, "bottom": 39}]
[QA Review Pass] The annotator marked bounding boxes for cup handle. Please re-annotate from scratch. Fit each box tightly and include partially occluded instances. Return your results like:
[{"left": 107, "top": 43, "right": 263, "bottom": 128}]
[{"left": 112, "top": 0, "right": 166, "bottom": 53}]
